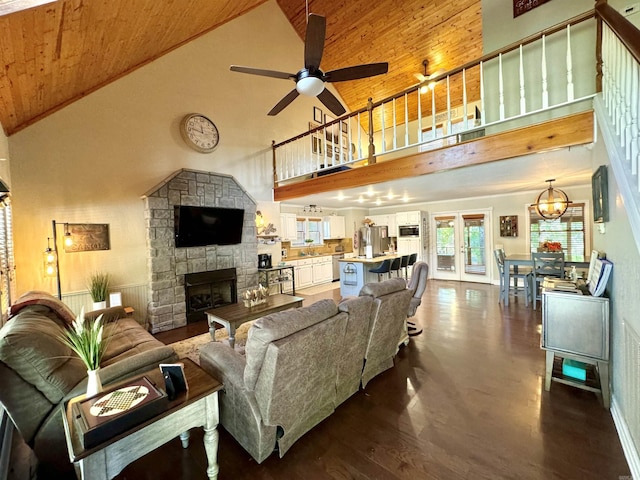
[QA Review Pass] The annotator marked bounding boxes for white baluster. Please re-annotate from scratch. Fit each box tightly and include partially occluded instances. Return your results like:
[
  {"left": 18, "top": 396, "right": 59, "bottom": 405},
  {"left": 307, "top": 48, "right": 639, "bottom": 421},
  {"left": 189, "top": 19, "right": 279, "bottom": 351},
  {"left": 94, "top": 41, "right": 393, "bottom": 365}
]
[
  {"left": 392, "top": 97, "right": 397, "bottom": 150},
  {"left": 480, "top": 61, "right": 485, "bottom": 126},
  {"left": 624, "top": 50, "right": 632, "bottom": 161},
  {"left": 566, "top": 25, "right": 574, "bottom": 102},
  {"left": 519, "top": 45, "right": 526, "bottom": 115},
  {"left": 615, "top": 38, "right": 623, "bottom": 138},
  {"left": 357, "top": 112, "right": 362, "bottom": 159},
  {"left": 541, "top": 35, "right": 548, "bottom": 109},
  {"left": 416, "top": 89, "right": 422, "bottom": 145},
  {"left": 462, "top": 68, "right": 468, "bottom": 130},
  {"left": 631, "top": 62, "right": 639, "bottom": 176},
  {"left": 431, "top": 86, "right": 436, "bottom": 137},
  {"left": 446, "top": 75, "right": 452, "bottom": 133},
  {"left": 381, "top": 102, "right": 386, "bottom": 153},
  {"left": 402, "top": 92, "right": 407, "bottom": 147},
  {"left": 499, "top": 53, "right": 505, "bottom": 120}
]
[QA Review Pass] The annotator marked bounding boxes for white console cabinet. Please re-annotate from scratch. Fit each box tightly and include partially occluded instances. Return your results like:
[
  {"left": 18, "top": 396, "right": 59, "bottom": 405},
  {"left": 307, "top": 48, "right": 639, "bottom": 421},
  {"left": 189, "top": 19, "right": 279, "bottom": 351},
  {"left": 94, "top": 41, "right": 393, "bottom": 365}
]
[{"left": 541, "top": 290, "right": 610, "bottom": 408}]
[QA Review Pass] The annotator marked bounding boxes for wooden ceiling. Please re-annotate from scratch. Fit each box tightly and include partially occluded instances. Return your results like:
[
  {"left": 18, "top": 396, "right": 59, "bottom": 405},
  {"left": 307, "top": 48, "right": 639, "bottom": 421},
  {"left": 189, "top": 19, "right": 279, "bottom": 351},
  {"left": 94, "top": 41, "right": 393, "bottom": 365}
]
[{"left": 0, "top": 0, "right": 482, "bottom": 136}]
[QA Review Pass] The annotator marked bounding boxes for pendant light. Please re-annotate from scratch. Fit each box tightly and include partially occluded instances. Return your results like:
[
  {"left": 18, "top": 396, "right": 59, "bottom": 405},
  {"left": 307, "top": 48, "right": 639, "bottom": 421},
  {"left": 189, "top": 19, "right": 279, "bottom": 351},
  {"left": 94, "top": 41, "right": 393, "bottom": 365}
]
[{"left": 532, "top": 179, "right": 570, "bottom": 220}]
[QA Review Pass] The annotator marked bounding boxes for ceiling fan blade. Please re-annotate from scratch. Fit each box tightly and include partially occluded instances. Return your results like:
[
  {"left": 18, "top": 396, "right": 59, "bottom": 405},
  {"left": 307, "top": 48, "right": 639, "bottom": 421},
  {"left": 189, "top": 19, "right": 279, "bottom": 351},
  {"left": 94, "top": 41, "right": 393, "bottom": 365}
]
[
  {"left": 317, "top": 89, "right": 346, "bottom": 117},
  {"left": 414, "top": 72, "right": 426, "bottom": 82},
  {"left": 324, "top": 63, "right": 389, "bottom": 82},
  {"left": 268, "top": 89, "right": 300, "bottom": 116},
  {"left": 304, "top": 14, "right": 326, "bottom": 70},
  {"left": 230, "top": 65, "right": 295, "bottom": 80}
]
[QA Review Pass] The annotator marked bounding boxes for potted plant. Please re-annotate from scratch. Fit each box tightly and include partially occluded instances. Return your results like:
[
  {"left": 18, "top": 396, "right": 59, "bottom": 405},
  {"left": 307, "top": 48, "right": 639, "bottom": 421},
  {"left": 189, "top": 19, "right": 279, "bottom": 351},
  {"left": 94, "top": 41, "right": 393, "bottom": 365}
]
[
  {"left": 88, "top": 272, "right": 110, "bottom": 310},
  {"left": 58, "top": 307, "right": 107, "bottom": 396}
]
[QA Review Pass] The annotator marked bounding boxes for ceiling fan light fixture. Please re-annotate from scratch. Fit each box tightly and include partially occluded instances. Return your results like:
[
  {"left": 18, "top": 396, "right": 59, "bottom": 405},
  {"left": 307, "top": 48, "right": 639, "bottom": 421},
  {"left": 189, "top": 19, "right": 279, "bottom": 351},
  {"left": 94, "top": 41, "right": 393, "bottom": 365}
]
[{"left": 296, "top": 76, "right": 324, "bottom": 96}]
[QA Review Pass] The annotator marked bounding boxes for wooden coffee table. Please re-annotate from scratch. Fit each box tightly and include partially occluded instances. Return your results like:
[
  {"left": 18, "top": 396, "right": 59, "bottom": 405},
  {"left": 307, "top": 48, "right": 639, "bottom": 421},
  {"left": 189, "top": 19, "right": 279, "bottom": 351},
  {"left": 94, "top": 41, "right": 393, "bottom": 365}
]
[
  {"left": 205, "top": 293, "right": 304, "bottom": 348},
  {"left": 62, "top": 358, "right": 223, "bottom": 480}
]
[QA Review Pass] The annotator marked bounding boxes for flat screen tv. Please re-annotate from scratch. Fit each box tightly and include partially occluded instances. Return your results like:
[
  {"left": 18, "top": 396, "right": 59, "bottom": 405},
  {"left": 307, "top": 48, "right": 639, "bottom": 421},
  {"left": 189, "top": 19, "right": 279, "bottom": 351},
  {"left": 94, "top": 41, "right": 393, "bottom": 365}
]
[{"left": 174, "top": 206, "right": 244, "bottom": 248}]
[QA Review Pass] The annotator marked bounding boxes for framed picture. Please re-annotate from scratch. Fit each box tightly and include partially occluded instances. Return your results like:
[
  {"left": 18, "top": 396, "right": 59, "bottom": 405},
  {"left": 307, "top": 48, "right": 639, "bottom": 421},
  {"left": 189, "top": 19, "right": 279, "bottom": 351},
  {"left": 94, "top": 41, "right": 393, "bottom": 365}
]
[
  {"left": 313, "top": 107, "right": 323, "bottom": 124},
  {"left": 499, "top": 215, "right": 518, "bottom": 237},
  {"left": 513, "top": 0, "right": 551, "bottom": 18},
  {"left": 592, "top": 165, "right": 609, "bottom": 223},
  {"left": 341, "top": 121, "right": 348, "bottom": 134},
  {"left": 311, "top": 136, "right": 323, "bottom": 155}
]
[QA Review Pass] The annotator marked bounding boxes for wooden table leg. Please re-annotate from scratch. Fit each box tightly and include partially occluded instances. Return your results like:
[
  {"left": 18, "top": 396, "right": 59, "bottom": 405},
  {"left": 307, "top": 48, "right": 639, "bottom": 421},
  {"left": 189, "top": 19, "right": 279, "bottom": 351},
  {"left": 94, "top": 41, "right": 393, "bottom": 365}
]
[
  {"left": 203, "top": 394, "right": 220, "bottom": 480},
  {"left": 545, "top": 350, "right": 554, "bottom": 391}
]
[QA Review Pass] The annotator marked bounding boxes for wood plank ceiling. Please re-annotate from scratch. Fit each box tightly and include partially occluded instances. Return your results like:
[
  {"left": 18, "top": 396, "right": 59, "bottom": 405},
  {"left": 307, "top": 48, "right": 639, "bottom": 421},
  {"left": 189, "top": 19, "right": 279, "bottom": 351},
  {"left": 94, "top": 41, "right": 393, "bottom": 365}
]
[{"left": 0, "top": 0, "right": 482, "bottom": 136}]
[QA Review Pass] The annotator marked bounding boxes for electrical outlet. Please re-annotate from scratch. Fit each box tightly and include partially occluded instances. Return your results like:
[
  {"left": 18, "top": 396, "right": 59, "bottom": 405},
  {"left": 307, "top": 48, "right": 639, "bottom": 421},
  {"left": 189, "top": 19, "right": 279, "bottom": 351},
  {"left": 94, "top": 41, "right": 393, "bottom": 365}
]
[{"left": 622, "top": 3, "right": 640, "bottom": 17}]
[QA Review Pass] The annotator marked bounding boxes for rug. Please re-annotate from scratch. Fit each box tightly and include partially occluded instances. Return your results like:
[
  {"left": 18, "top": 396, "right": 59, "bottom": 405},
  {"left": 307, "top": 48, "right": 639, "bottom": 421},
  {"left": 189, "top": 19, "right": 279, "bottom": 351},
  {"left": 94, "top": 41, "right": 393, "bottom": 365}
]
[{"left": 168, "top": 321, "right": 254, "bottom": 364}]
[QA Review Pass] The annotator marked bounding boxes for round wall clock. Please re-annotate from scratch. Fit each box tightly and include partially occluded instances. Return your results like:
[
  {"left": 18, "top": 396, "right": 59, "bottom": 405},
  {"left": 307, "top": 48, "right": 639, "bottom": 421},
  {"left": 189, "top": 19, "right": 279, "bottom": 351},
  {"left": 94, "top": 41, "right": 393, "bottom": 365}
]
[{"left": 180, "top": 113, "right": 220, "bottom": 153}]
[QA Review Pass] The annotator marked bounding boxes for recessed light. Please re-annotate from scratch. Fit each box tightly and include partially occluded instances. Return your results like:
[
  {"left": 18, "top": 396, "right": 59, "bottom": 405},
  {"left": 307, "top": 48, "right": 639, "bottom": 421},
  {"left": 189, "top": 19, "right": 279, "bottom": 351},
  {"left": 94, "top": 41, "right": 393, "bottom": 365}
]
[{"left": 357, "top": 197, "right": 365, "bottom": 203}]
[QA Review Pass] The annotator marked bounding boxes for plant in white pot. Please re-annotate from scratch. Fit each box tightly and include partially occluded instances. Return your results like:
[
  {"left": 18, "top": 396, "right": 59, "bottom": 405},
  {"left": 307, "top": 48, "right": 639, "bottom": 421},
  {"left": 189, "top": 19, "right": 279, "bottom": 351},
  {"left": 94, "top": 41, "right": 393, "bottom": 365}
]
[{"left": 88, "top": 272, "right": 110, "bottom": 311}]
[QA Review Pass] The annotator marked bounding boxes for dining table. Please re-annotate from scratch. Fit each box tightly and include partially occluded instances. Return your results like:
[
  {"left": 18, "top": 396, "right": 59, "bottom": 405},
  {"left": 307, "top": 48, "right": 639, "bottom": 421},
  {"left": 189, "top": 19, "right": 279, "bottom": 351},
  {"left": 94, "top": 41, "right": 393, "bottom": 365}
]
[{"left": 502, "top": 253, "right": 591, "bottom": 306}]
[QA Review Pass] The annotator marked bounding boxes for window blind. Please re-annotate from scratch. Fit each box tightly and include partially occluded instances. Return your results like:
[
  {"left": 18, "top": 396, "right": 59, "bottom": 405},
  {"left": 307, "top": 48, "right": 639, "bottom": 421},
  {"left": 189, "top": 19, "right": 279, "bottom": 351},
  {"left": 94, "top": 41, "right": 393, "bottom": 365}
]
[{"left": 528, "top": 203, "right": 585, "bottom": 256}]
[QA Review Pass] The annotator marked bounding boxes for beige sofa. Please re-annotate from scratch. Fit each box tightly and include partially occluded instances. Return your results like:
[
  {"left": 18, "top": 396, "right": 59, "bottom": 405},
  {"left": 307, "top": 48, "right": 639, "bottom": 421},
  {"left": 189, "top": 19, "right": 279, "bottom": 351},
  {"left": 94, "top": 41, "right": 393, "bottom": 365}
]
[
  {"left": 199, "top": 277, "right": 413, "bottom": 463},
  {"left": 0, "top": 291, "right": 178, "bottom": 472}
]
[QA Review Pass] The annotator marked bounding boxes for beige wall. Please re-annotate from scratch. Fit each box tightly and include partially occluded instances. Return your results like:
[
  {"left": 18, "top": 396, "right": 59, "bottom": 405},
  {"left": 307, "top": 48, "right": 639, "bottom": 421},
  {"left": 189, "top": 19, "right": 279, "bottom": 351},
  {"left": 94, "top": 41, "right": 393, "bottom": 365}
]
[
  {"left": 8, "top": 0, "right": 334, "bottom": 296},
  {"left": 0, "top": 125, "right": 9, "bottom": 189}
]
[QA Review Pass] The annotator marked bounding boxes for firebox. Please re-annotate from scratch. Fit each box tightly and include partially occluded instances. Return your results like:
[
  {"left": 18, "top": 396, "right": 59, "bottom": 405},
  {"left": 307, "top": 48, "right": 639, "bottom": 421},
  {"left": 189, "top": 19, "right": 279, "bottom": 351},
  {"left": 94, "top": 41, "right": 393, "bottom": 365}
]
[{"left": 185, "top": 268, "right": 237, "bottom": 323}]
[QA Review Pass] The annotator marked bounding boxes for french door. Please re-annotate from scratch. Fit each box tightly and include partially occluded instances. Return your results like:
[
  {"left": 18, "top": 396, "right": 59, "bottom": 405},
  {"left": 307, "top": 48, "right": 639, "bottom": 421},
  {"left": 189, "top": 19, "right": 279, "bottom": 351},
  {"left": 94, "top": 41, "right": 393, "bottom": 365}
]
[{"left": 431, "top": 210, "right": 491, "bottom": 283}]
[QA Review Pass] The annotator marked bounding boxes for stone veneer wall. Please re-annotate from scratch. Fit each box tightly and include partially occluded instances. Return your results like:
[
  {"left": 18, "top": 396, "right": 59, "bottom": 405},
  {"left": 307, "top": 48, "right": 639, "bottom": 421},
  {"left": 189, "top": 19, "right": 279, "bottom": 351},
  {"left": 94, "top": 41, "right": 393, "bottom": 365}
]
[{"left": 143, "top": 169, "right": 258, "bottom": 333}]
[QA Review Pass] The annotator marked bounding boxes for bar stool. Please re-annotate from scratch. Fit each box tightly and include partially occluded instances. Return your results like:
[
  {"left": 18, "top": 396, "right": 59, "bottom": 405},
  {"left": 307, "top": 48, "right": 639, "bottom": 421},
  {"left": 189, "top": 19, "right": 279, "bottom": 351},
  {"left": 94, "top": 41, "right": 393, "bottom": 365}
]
[
  {"left": 406, "top": 253, "right": 417, "bottom": 278},
  {"left": 369, "top": 259, "right": 391, "bottom": 281},
  {"left": 400, "top": 255, "right": 410, "bottom": 279},
  {"left": 389, "top": 257, "right": 402, "bottom": 277}
]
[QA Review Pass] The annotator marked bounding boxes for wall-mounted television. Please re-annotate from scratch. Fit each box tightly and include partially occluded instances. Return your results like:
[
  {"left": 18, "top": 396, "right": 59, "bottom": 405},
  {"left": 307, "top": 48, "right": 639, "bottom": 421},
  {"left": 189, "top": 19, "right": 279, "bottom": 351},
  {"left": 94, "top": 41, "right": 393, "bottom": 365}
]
[{"left": 174, "top": 205, "right": 245, "bottom": 248}]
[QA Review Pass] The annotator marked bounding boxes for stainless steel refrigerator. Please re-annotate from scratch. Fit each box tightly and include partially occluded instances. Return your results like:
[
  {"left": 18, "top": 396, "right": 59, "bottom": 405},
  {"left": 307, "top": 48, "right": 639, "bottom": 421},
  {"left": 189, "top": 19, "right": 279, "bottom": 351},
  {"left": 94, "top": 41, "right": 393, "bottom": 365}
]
[{"left": 358, "top": 225, "right": 390, "bottom": 257}]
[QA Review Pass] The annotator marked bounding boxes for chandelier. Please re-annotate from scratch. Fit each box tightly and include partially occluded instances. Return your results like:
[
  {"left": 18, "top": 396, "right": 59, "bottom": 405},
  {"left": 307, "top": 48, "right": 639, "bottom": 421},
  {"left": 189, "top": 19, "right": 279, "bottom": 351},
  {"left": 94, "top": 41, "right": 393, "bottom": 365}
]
[
  {"left": 302, "top": 204, "right": 323, "bottom": 214},
  {"left": 532, "top": 179, "right": 570, "bottom": 220}
]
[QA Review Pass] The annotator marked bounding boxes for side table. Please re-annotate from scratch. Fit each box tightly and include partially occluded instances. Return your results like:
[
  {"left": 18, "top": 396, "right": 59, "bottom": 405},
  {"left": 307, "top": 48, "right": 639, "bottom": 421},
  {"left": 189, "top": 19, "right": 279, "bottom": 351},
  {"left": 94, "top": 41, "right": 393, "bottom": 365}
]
[{"left": 62, "top": 358, "right": 223, "bottom": 479}]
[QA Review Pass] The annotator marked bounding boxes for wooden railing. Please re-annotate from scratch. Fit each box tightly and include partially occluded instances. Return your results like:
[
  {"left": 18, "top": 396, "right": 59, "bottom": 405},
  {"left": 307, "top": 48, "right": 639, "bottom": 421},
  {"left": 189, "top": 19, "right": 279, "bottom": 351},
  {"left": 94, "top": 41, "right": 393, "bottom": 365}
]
[{"left": 272, "top": 9, "right": 598, "bottom": 188}]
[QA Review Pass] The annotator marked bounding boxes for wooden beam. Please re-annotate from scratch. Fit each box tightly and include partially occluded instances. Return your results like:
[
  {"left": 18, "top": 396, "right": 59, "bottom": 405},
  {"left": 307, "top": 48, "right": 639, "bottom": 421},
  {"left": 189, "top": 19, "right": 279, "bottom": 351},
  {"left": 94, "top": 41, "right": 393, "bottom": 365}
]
[{"left": 273, "top": 111, "right": 594, "bottom": 202}]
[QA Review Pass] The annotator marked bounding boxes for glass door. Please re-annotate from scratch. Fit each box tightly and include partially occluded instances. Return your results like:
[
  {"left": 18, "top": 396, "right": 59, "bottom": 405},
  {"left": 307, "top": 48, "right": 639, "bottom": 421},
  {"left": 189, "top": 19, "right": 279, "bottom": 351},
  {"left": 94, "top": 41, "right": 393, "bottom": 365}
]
[{"left": 431, "top": 210, "right": 491, "bottom": 283}]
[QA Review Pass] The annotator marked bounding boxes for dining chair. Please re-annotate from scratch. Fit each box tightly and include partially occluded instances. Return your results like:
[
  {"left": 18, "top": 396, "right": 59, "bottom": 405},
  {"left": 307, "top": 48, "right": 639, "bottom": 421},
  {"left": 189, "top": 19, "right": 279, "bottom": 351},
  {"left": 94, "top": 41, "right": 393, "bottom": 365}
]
[
  {"left": 494, "top": 248, "right": 532, "bottom": 306},
  {"left": 531, "top": 251, "right": 565, "bottom": 310}
]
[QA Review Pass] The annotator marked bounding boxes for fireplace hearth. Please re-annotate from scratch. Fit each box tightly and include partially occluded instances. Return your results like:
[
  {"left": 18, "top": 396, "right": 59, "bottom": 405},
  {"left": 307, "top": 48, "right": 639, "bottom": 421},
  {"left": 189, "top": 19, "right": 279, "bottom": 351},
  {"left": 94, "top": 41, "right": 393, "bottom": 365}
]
[{"left": 185, "top": 268, "right": 237, "bottom": 323}]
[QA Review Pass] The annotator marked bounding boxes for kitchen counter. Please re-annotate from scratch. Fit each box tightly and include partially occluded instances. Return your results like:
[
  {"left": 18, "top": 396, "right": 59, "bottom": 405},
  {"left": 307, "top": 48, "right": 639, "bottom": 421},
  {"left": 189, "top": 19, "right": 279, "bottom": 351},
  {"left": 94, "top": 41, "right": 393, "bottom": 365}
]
[{"left": 337, "top": 255, "right": 401, "bottom": 297}]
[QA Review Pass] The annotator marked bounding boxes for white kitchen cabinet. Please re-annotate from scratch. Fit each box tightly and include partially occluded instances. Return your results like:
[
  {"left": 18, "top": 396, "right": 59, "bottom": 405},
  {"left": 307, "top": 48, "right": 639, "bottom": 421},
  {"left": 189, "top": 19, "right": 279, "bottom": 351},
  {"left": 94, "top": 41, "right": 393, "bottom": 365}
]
[
  {"left": 280, "top": 213, "right": 298, "bottom": 241},
  {"left": 312, "top": 256, "right": 333, "bottom": 284},
  {"left": 367, "top": 214, "right": 397, "bottom": 237},
  {"left": 397, "top": 237, "right": 420, "bottom": 256},
  {"left": 396, "top": 211, "right": 421, "bottom": 225},
  {"left": 323, "top": 216, "right": 346, "bottom": 239},
  {"left": 294, "top": 258, "right": 313, "bottom": 288}
]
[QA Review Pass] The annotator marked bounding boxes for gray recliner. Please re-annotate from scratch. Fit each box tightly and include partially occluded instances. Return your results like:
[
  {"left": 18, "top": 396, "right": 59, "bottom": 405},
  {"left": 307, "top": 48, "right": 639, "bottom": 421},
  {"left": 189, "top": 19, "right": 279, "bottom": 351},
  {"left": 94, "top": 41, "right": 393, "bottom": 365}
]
[{"left": 407, "top": 261, "right": 428, "bottom": 335}]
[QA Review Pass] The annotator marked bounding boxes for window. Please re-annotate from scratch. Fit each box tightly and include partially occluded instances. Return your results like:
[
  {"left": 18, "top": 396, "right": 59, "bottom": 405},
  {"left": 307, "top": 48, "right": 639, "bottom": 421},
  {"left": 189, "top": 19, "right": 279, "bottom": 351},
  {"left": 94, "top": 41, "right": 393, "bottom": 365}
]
[
  {"left": 528, "top": 203, "right": 585, "bottom": 256},
  {"left": 293, "top": 217, "right": 323, "bottom": 246}
]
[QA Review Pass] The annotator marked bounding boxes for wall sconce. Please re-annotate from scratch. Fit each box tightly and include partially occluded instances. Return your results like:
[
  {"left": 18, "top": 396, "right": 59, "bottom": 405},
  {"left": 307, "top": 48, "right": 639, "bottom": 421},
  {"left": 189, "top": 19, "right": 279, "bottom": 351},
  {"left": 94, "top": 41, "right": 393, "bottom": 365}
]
[
  {"left": 532, "top": 179, "right": 570, "bottom": 220},
  {"left": 45, "top": 220, "right": 73, "bottom": 299},
  {"left": 256, "top": 210, "right": 266, "bottom": 235}
]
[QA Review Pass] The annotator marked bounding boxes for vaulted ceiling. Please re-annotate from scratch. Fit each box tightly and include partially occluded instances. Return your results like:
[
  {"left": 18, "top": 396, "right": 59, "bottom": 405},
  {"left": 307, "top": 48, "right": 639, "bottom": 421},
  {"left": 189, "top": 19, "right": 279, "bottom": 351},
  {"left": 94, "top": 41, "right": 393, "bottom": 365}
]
[{"left": 0, "top": 0, "right": 482, "bottom": 136}]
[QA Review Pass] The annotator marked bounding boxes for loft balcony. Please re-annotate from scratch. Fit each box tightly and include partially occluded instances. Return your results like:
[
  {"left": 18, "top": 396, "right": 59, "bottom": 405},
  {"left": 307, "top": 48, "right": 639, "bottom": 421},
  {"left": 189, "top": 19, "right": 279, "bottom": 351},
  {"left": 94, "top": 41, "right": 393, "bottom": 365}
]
[{"left": 271, "top": 4, "right": 636, "bottom": 206}]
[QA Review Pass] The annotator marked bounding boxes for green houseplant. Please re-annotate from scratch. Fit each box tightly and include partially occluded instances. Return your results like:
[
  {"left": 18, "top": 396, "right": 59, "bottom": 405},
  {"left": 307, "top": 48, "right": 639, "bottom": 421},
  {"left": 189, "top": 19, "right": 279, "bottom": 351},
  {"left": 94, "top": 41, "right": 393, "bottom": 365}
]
[{"left": 88, "top": 272, "right": 110, "bottom": 310}]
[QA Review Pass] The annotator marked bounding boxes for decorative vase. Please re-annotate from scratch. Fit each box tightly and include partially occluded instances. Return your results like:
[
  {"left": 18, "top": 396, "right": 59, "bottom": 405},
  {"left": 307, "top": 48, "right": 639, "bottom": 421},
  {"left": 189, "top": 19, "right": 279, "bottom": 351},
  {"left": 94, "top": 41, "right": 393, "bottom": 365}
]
[
  {"left": 92, "top": 301, "right": 107, "bottom": 311},
  {"left": 86, "top": 368, "right": 103, "bottom": 397}
]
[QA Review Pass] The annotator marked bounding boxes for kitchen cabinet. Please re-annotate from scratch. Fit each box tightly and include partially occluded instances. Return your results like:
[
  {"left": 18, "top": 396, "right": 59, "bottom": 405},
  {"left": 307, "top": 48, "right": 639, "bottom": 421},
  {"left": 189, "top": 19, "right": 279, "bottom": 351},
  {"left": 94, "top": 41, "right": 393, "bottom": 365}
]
[
  {"left": 541, "top": 290, "right": 610, "bottom": 408},
  {"left": 280, "top": 213, "right": 298, "bottom": 242},
  {"left": 323, "top": 215, "right": 346, "bottom": 239},
  {"left": 366, "top": 214, "right": 397, "bottom": 238},
  {"left": 312, "top": 256, "right": 333, "bottom": 284},
  {"left": 397, "top": 237, "right": 420, "bottom": 256},
  {"left": 293, "top": 258, "right": 313, "bottom": 288},
  {"left": 396, "top": 211, "right": 421, "bottom": 225}
]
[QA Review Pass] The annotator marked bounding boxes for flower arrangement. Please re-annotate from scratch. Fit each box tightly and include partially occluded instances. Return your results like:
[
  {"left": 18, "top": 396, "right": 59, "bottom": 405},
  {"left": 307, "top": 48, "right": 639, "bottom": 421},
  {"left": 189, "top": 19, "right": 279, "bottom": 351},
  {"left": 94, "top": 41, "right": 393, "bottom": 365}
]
[
  {"left": 540, "top": 241, "right": 562, "bottom": 252},
  {"left": 58, "top": 307, "right": 107, "bottom": 370}
]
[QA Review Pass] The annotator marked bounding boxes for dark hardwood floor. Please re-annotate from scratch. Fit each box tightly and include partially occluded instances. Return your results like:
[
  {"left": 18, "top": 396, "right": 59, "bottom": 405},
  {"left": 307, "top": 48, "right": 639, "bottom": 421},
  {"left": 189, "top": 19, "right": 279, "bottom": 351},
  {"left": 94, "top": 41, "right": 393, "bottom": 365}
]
[{"left": 11, "top": 280, "right": 631, "bottom": 479}]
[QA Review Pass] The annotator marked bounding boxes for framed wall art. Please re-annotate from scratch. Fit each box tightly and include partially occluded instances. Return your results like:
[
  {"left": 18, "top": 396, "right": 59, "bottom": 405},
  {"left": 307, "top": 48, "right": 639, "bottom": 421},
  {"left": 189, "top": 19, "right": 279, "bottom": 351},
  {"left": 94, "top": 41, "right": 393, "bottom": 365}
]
[
  {"left": 64, "top": 223, "right": 110, "bottom": 252},
  {"left": 592, "top": 165, "right": 609, "bottom": 223},
  {"left": 513, "top": 0, "right": 551, "bottom": 18},
  {"left": 313, "top": 106, "right": 323, "bottom": 124},
  {"left": 499, "top": 215, "right": 518, "bottom": 237}
]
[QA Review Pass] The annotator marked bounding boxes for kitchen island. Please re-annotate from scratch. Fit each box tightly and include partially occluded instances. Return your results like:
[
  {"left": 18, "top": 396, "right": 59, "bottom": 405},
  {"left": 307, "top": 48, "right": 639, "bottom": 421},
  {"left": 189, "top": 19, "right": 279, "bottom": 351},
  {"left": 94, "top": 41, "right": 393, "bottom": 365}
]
[{"left": 338, "top": 254, "right": 402, "bottom": 297}]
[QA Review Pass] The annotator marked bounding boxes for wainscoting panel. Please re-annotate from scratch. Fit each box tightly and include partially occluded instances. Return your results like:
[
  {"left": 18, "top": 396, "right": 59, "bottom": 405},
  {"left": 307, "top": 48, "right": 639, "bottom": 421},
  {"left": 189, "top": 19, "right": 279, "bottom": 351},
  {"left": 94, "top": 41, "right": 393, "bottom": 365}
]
[
  {"left": 619, "top": 322, "right": 640, "bottom": 474},
  {"left": 62, "top": 283, "right": 149, "bottom": 328}
]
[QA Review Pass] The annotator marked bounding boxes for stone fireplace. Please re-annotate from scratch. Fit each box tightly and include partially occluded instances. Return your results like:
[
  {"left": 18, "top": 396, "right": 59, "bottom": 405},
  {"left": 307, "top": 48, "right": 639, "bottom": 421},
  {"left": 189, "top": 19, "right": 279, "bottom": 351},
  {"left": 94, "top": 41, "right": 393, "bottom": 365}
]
[
  {"left": 142, "top": 169, "right": 258, "bottom": 333},
  {"left": 185, "top": 268, "right": 237, "bottom": 323}
]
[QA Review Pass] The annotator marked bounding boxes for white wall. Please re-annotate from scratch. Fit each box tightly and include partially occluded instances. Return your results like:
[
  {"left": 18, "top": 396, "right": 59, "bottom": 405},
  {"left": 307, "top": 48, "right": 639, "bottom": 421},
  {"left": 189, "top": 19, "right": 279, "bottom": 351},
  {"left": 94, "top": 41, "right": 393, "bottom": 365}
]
[{"left": 8, "top": 0, "right": 334, "bottom": 295}]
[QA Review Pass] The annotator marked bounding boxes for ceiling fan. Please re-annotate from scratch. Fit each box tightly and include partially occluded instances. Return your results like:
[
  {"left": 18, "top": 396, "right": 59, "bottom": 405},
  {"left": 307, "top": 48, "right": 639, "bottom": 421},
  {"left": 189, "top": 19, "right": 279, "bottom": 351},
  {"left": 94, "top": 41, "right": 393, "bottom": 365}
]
[
  {"left": 230, "top": 13, "right": 388, "bottom": 117},
  {"left": 414, "top": 60, "right": 444, "bottom": 93}
]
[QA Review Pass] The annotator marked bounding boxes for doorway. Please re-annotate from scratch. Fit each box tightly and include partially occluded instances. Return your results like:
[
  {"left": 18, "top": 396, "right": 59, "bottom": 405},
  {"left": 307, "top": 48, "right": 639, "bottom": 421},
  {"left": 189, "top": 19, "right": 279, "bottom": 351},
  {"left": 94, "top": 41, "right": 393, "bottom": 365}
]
[{"left": 430, "top": 210, "right": 491, "bottom": 283}]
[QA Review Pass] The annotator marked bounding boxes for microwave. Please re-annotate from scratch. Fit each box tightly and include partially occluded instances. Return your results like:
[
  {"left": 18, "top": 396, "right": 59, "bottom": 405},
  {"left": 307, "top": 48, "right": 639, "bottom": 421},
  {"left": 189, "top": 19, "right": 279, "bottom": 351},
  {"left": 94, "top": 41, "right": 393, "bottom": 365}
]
[{"left": 398, "top": 224, "right": 420, "bottom": 237}]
